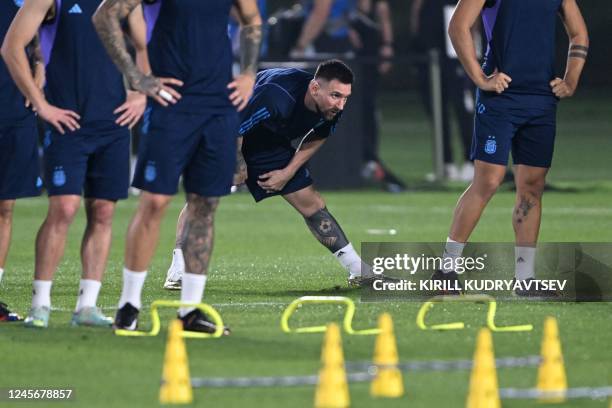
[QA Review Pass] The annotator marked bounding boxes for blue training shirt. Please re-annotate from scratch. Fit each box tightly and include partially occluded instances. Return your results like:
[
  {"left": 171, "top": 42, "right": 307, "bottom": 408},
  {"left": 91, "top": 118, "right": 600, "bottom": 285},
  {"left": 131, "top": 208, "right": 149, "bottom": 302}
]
[
  {"left": 0, "top": 0, "right": 33, "bottom": 126},
  {"left": 41, "top": 0, "right": 126, "bottom": 130},
  {"left": 144, "top": 0, "right": 235, "bottom": 114},
  {"left": 480, "top": 0, "right": 562, "bottom": 105},
  {"left": 239, "top": 68, "right": 341, "bottom": 166}
]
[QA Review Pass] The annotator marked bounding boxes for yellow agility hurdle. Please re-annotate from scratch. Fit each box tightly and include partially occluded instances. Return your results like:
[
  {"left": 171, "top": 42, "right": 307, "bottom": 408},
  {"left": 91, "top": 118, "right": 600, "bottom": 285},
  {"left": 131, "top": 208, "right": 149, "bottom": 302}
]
[
  {"left": 280, "top": 296, "right": 380, "bottom": 335},
  {"left": 416, "top": 294, "right": 533, "bottom": 332},
  {"left": 114, "top": 300, "right": 225, "bottom": 339}
]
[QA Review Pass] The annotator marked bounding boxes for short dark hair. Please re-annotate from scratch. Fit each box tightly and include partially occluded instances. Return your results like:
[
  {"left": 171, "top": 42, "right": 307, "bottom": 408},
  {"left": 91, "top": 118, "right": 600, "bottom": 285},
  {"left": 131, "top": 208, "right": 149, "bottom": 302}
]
[{"left": 314, "top": 59, "right": 354, "bottom": 84}]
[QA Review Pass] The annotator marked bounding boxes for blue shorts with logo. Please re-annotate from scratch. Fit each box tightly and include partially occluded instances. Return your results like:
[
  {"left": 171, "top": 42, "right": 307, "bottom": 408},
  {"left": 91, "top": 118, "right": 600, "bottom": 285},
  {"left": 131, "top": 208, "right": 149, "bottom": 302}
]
[
  {"left": 132, "top": 105, "right": 239, "bottom": 197},
  {"left": 0, "top": 116, "right": 42, "bottom": 200},
  {"left": 471, "top": 92, "right": 557, "bottom": 168},
  {"left": 243, "top": 143, "right": 313, "bottom": 202},
  {"left": 43, "top": 125, "right": 130, "bottom": 200}
]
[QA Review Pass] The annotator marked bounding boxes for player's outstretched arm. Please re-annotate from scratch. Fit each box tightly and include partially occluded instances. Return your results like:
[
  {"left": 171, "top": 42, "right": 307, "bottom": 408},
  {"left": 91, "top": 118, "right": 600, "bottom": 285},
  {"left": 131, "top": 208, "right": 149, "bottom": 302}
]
[
  {"left": 258, "top": 137, "right": 326, "bottom": 193},
  {"left": 551, "top": 0, "right": 589, "bottom": 99},
  {"left": 449, "top": 0, "right": 511, "bottom": 94},
  {"left": 1, "top": 0, "right": 80, "bottom": 134},
  {"left": 93, "top": 0, "right": 182, "bottom": 106},
  {"left": 228, "top": 0, "right": 263, "bottom": 111}
]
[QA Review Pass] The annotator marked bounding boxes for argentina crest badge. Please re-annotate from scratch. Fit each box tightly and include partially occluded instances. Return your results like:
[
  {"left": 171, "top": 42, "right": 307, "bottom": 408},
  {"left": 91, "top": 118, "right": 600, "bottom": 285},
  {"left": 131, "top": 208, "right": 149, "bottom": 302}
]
[
  {"left": 484, "top": 136, "right": 497, "bottom": 154},
  {"left": 145, "top": 162, "right": 157, "bottom": 182},
  {"left": 53, "top": 167, "right": 66, "bottom": 187}
]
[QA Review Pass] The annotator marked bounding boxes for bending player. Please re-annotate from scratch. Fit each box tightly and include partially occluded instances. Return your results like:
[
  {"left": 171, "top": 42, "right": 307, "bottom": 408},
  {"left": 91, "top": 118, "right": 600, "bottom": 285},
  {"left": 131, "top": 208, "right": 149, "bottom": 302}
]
[
  {"left": 432, "top": 0, "right": 588, "bottom": 296},
  {"left": 164, "top": 60, "right": 373, "bottom": 290}
]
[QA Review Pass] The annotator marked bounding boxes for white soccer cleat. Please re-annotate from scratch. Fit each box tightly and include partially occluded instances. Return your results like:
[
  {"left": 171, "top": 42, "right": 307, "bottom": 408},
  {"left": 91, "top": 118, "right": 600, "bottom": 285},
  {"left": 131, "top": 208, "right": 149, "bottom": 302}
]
[{"left": 164, "top": 249, "right": 184, "bottom": 290}]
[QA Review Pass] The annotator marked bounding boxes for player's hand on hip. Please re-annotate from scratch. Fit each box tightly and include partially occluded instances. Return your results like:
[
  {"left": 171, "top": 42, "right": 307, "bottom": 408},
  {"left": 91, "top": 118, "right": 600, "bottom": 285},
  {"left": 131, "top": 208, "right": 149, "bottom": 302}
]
[
  {"left": 38, "top": 102, "right": 80, "bottom": 135},
  {"left": 257, "top": 170, "right": 291, "bottom": 193},
  {"left": 114, "top": 91, "right": 147, "bottom": 129},
  {"left": 550, "top": 77, "right": 575, "bottom": 99},
  {"left": 131, "top": 74, "right": 183, "bottom": 107},
  {"left": 227, "top": 74, "right": 255, "bottom": 112},
  {"left": 480, "top": 69, "right": 512, "bottom": 94}
]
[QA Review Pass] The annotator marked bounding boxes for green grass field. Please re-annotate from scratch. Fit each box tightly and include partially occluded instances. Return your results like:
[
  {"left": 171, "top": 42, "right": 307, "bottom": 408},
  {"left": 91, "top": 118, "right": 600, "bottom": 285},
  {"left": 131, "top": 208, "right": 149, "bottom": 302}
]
[{"left": 1, "top": 91, "right": 611, "bottom": 407}]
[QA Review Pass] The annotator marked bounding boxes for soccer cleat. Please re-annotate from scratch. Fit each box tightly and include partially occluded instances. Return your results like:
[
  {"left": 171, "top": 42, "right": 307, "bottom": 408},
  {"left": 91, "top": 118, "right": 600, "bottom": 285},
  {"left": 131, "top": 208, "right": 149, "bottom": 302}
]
[
  {"left": 0, "top": 302, "right": 22, "bottom": 322},
  {"left": 113, "top": 302, "right": 139, "bottom": 330},
  {"left": 179, "top": 308, "right": 230, "bottom": 336},
  {"left": 71, "top": 307, "right": 113, "bottom": 327},
  {"left": 430, "top": 270, "right": 463, "bottom": 295},
  {"left": 513, "top": 278, "right": 559, "bottom": 299},
  {"left": 348, "top": 273, "right": 400, "bottom": 288},
  {"left": 164, "top": 249, "right": 184, "bottom": 290},
  {"left": 23, "top": 306, "right": 51, "bottom": 328}
]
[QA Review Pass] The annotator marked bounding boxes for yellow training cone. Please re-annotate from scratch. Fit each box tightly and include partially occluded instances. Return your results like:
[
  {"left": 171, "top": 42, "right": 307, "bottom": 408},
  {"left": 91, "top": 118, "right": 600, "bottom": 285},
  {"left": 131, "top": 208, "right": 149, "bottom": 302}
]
[
  {"left": 314, "top": 323, "right": 350, "bottom": 408},
  {"left": 466, "top": 328, "right": 501, "bottom": 408},
  {"left": 537, "top": 316, "right": 567, "bottom": 403},
  {"left": 370, "top": 313, "right": 404, "bottom": 398},
  {"left": 159, "top": 319, "right": 193, "bottom": 404}
]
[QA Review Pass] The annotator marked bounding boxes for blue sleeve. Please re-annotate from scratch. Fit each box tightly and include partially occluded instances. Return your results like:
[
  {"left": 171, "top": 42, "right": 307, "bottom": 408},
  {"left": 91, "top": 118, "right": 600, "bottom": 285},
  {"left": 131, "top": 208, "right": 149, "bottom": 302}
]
[{"left": 238, "top": 84, "right": 293, "bottom": 136}]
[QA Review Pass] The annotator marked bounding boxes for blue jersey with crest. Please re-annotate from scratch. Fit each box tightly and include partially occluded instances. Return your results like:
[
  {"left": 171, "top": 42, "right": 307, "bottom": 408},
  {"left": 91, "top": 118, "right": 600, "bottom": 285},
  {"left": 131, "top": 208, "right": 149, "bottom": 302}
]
[
  {"left": 42, "top": 0, "right": 125, "bottom": 130},
  {"left": 144, "top": 0, "right": 234, "bottom": 113},
  {"left": 239, "top": 68, "right": 341, "bottom": 166},
  {"left": 0, "top": 0, "right": 33, "bottom": 125},
  {"left": 480, "top": 0, "right": 563, "bottom": 105}
]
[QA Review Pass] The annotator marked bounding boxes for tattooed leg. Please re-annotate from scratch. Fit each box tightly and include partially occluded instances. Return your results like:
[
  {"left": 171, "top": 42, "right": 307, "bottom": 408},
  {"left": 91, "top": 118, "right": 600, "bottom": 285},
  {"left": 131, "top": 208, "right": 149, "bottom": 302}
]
[
  {"left": 304, "top": 208, "right": 350, "bottom": 253},
  {"left": 180, "top": 194, "right": 219, "bottom": 276},
  {"left": 513, "top": 165, "right": 548, "bottom": 246}
]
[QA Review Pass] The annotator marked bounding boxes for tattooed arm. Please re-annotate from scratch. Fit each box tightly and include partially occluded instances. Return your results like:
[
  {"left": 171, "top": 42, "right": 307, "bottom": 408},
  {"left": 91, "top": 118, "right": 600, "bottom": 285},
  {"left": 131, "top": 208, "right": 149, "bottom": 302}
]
[
  {"left": 93, "top": 0, "right": 182, "bottom": 106},
  {"left": 551, "top": 0, "right": 589, "bottom": 99},
  {"left": 228, "top": 0, "right": 262, "bottom": 111}
]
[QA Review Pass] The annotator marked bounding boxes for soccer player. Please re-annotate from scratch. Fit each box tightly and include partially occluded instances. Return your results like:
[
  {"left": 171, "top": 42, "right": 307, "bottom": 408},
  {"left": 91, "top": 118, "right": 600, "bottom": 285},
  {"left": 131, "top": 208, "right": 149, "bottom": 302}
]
[
  {"left": 1, "top": 0, "right": 148, "bottom": 327},
  {"left": 92, "top": 0, "right": 262, "bottom": 333},
  {"left": 432, "top": 0, "right": 588, "bottom": 296},
  {"left": 165, "top": 60, "right": 372, "bottom": 291},
  {"left": 0, "top": 0, "right": 44, "bottom": 322}
]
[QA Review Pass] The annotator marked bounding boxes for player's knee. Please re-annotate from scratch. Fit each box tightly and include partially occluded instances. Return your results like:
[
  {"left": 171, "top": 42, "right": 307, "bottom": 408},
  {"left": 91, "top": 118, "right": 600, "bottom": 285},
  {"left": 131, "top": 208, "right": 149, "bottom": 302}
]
[
  {"left": 516, "top": 177, "right": 546, "bottom": 199},
  {"left": 186, "top": 195, "right": 219, "bottom": 222},
  {"left": 88, "top": 201, "right": 115, "bottom": 227},
  {"left": 0, "top": 201, "right": 14, "bottom": 222},
  {"left": 473, "top": 176, "right": 502, "bottom": 199},
  {"left": 48, "top": 200, "right": 80, "bottom": 225},
  {"left": 140, "top": 194, "right": 171, "bottom": 218}
]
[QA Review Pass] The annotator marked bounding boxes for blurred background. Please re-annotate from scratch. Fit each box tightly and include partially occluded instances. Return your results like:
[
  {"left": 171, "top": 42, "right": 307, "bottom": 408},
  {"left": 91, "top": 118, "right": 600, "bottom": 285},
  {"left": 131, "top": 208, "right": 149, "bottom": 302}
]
[{"left": 225, "top": 0, "right": 611, "bottom": 192}]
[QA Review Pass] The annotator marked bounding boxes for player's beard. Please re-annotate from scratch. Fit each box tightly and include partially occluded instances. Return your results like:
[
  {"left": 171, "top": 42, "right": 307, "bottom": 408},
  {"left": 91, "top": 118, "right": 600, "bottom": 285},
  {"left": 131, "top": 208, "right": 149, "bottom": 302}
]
[{"left": 314, "top": 100, "right": 340, "bottom": 121}]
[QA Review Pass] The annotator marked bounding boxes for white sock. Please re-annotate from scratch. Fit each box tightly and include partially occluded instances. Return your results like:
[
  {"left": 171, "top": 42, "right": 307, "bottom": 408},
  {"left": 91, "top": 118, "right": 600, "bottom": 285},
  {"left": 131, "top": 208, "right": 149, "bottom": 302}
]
[
  {"left": 442, "top": 237, "right": 466, "bottom": 273},
  {"left": 167, "top": 248, "right": 185, "bottom": 280},
  {"left": 334, "top": 243, "right": 362, "bottom": 277},
  {"left": 32, "top": 280, "right": 52, "bottom": 309},
  {"left": 118, "top": 267, "right": 147, "bottom": 310},
  {"left": 0, "top": 267, "right": 4, "bottom": 285},
  {"left": 178, "top": 273, "right": 207, "bottom": 317},
  {"left": 75, "top": 279, "right": 102, "bottom": 312},
  {"left": 515, "top": 246, "right": 536, "bottom": 281}
]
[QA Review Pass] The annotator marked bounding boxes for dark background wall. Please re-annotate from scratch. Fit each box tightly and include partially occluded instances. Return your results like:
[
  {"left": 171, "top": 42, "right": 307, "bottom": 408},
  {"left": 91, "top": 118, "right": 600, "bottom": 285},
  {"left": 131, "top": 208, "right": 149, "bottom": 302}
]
[{"left": 266, "top": 0, "right": 612, "bottom": 89}]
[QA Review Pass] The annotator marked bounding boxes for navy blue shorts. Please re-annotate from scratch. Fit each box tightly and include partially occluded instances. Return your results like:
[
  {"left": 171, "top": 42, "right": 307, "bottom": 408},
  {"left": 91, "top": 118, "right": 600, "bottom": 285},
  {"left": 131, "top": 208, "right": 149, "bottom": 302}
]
[
  {"left": 133, "top": 105, "right": 239, "bottom": 197},
  {"left": 0, "top": 117, "right": 42, "bottom": 200},
  {"left": 471, "top": 100, "right": 557, "bottom": 168},
  {"left": 243, "top": 147, "right": 313, "bottom": 202},
  {"left": 43, "top": 125, "right": 130, "bottom": 200}
]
